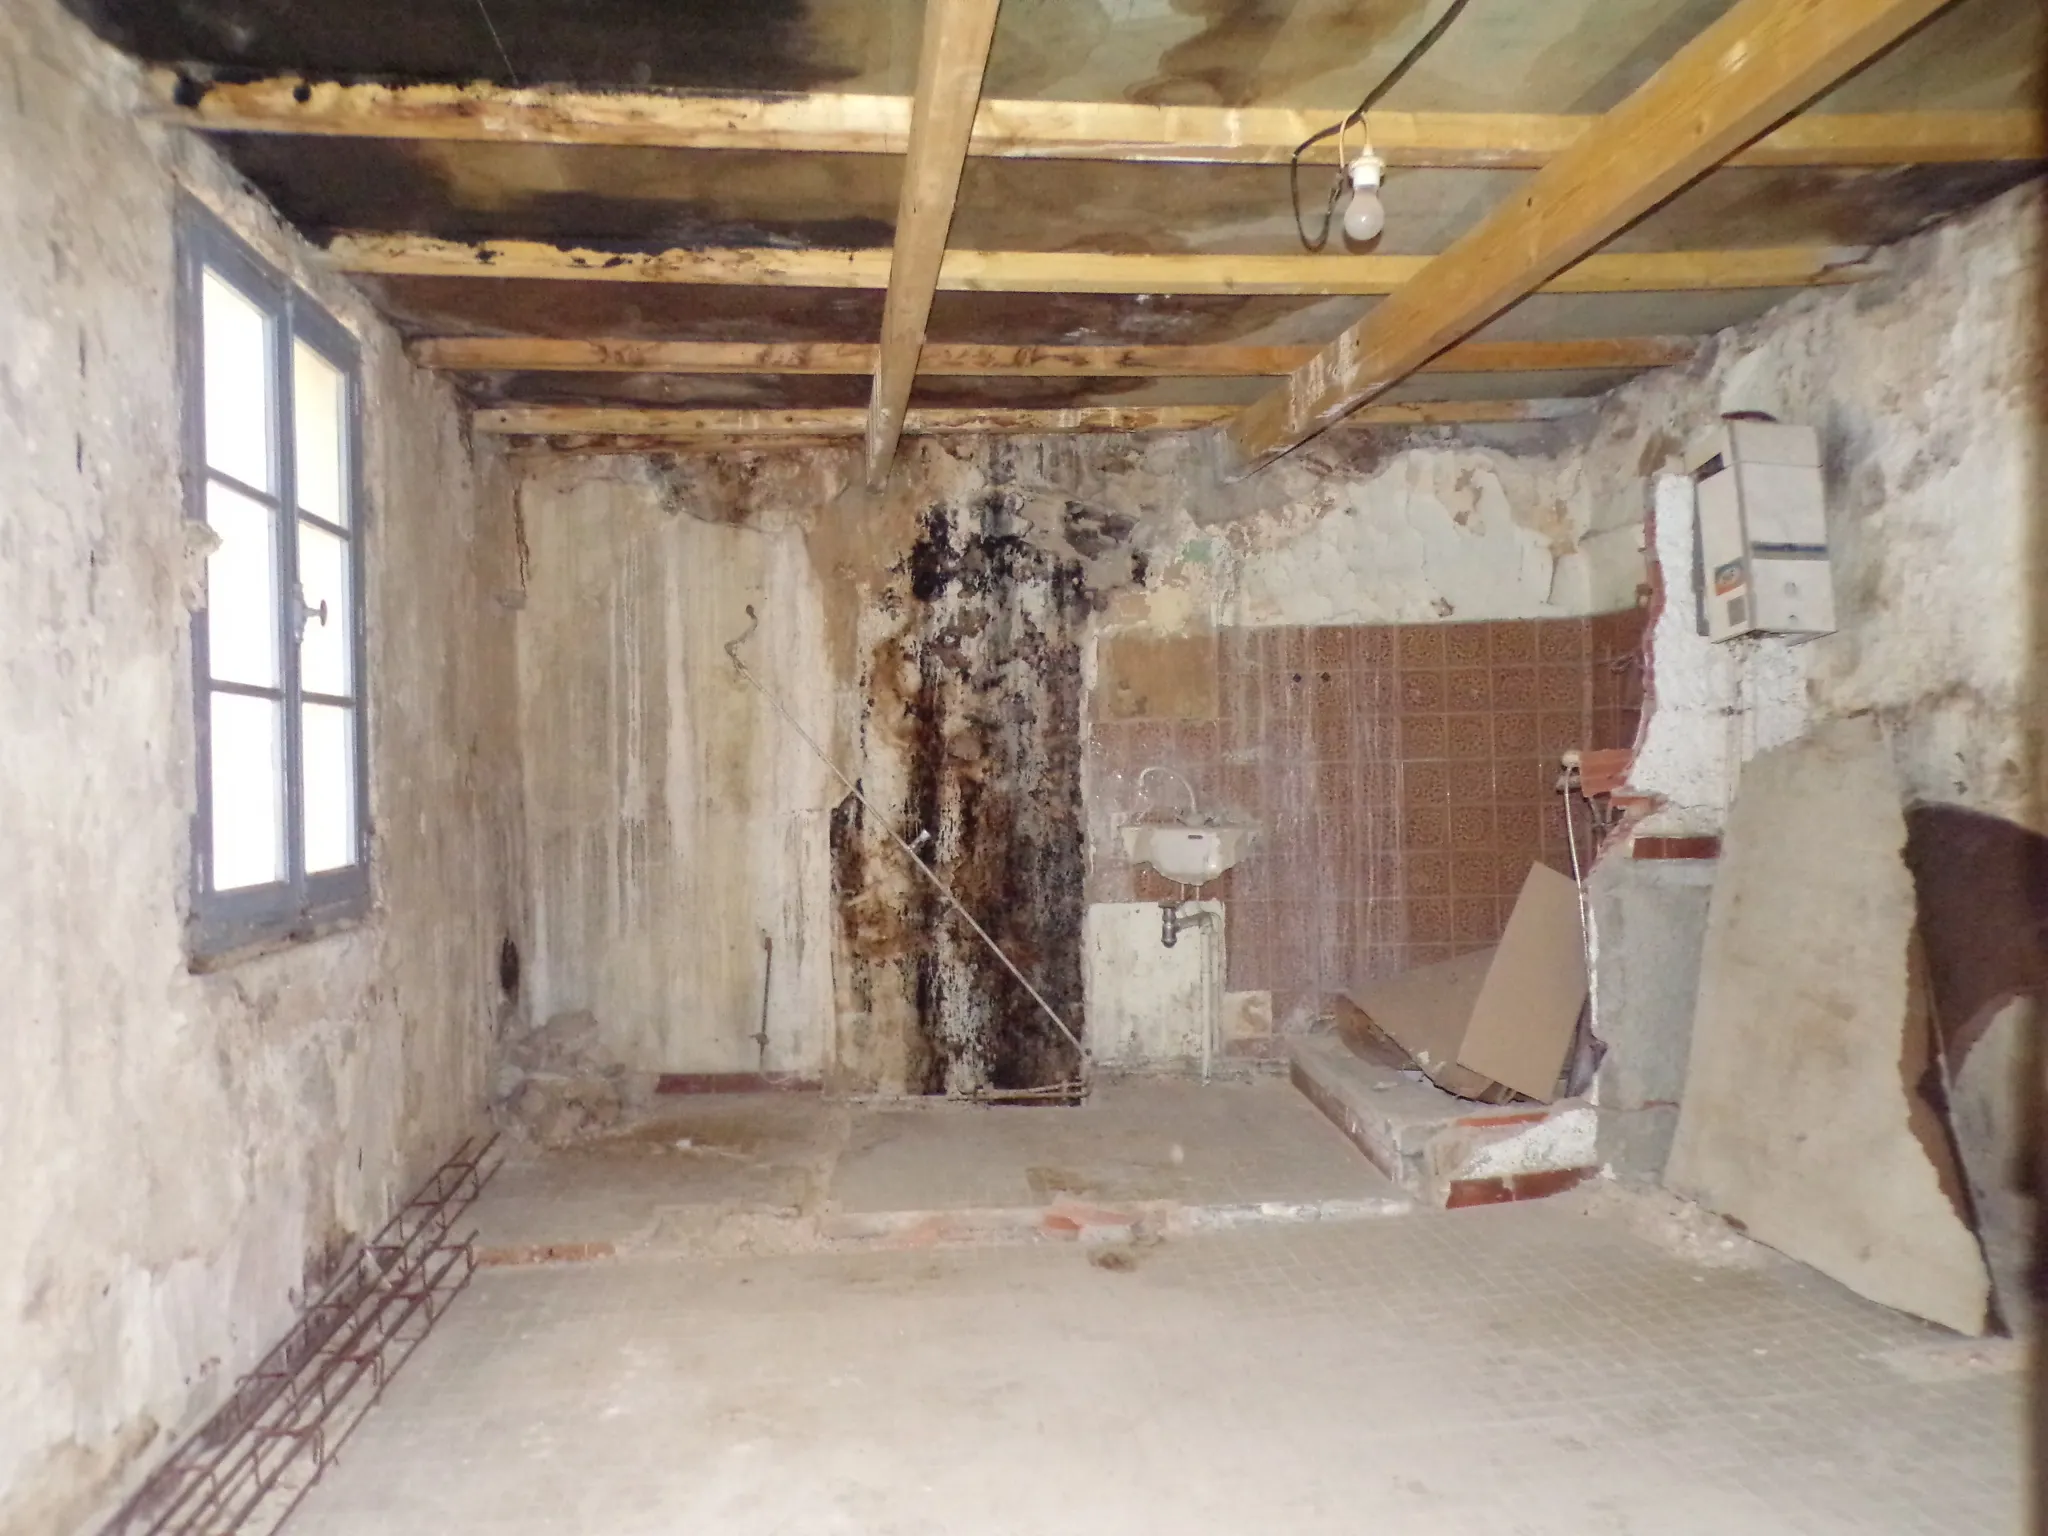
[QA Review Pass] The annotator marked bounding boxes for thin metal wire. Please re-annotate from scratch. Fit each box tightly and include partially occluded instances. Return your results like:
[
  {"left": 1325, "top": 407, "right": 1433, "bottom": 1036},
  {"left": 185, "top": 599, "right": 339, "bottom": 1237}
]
[
  {"left": 471, "top": 0, "right": 522, "bottom": 87},
  {"left": 723, "top": 606, "right": 1090, "bottom": 1077}
]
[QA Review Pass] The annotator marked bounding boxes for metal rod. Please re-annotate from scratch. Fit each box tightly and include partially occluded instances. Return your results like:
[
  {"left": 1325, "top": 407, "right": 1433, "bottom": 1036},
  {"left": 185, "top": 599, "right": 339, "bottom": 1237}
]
[
  {"left": 102, "top": 1138, "right": 500, "bottom": 1536},
  {"left": 722, "top": 605, "right": 1090, "bottom": 1075}
]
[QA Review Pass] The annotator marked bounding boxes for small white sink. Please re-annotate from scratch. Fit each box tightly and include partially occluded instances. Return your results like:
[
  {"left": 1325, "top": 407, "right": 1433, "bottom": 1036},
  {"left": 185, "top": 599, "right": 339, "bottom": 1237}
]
[{"left": 1120, "top": 822, "right": 1256, "bottom": 888}]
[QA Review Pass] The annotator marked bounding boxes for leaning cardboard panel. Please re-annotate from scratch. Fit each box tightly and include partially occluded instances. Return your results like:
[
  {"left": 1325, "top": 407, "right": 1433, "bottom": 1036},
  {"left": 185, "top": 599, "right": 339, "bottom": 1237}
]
[
  {"left": 1665, "top": 716, "right": 1989, "bottom": 1335},
  {"left": 1349, "top": 865, "right": 1587, "bottom": 1103}
]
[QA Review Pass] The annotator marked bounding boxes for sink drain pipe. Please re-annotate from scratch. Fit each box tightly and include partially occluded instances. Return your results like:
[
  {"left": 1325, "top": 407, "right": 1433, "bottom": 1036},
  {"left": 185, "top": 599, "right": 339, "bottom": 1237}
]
[{"left": 724, "top": 607, "right": 1091, "bottom": 1096}]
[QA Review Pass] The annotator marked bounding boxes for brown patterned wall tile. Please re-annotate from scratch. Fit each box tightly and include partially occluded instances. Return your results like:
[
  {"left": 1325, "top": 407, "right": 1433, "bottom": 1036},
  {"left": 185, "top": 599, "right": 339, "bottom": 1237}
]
[
  {"left": 1538, "top": 711, "right": 1586, "bottom": 755},
  {"left": 1406, "top": 852, "right": 1450, "bottom": 897},
  {"left": 1448, "top": 758, "right": 1497, "bottom": 803},
  {"left": 1397, "top": 624, "right": 1447, "bottom": 670},
  {"left": 1492, "top": 666, "right": 1538, "bottom": 709},
  {"left": 1410, "top": 943, "right": 1456, "bottom": 966},
  {"left": 1225, "top": 900, "right": 1270, "bottom": 988},
  {"left": 1404, "top": 805, "right": 1448, "bottom": 848},
  {"left": 1309, "top": 627, "right": 1350, "bottom": 669},
  {"left": 1400, "top": 715, "right": 1447, "bottom": 759},
  {"left": 1176, "top": 720, "right": 1220, "bottom": 763},
  {"left": 1266, "top": 907, "right": 1314, "bottom": 985},
  {"left": 1443, "top": 623, "right": 1488, "bottom": 666},
  {"left": 1363, "top": 899, "right": 1406, "bottom": 948},
  {"left": 1350, "top": 668, "right": 1398, "bottom": 713},
  {"left": 1398, "top": 669, "right": 1444, "bottom": 712},
  {"left": 1498, "top": 756, "right": 1555, "bottom": 803},
  {"left": 1409, "top": 897, "right": 1453, "bottom": 944},
  {"left": 1449, "top": 850, "right": 1498, "bottom": 896},
  {"left": 1445, "top": 715, "right": 1492, "bottom": 760},
  {"left": 1487, "top": 621, "right": 1537, "bottom": 664},
  {"left": 1445, "top": 667, "right": 1491, "bottom": 710},
  {"left": 1127, "top": 720, "right": 1175, "bottom": 763},
  {"left": 1454, "top": 895, "right": 1501, "bottom": 943},
  {"left": 1493, "top": 712, "right": 1538, "bottom": 755},
  {"left": 1497, "top": 802, "right": 1541, "bottom": 851},
  {"left": 1403, "top": 759, "right": 1450, "bottom": 803},
  {"left": 1347, "top": 627, "right": 1396, "bottom": 668},
  {"left": 1535, "top": 665, "right": 1584, "bottom": 711},
  {"left": 1311, "top": 702, "right": 1352, "bottom": 762},
  {"left": 1537, "top": 618, "right": 1590, "bottom": 663},
  {"left": 1449, "top": 805, "right": 1496, "bottom": 849}
]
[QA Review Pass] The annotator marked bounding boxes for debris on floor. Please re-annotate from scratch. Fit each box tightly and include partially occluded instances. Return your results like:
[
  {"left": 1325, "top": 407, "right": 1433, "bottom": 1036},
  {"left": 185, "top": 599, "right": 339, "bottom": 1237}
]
[{"left": 1343, "top": 863, "right": 1588, "bottom": 1103}]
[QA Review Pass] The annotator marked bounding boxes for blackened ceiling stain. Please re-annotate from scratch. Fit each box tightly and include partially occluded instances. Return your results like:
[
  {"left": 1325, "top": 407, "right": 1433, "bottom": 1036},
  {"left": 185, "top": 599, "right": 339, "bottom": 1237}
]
[
  {"left": 59, "top": 0, "right": 872, "bottom": 90},
  {"left": 215, "top": 136, "right": 899, "bottom": 249},
  {"left": 355, "top": 276, "right": 887, "bottom": 343},
  {"left": 461, "top": 371, "right": 1161, "bottom": 412}
]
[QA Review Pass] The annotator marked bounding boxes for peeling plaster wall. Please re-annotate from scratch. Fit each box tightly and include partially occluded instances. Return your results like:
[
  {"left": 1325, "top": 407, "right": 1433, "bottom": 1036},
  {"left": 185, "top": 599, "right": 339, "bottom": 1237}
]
[
  {"left": 1587, "top": 180, "right": 2042, "bottom": 834},
  {"left": 510, "top": 424, "right": 1627, "bottom": 1086},
  {"left": 1, "top": 1, "right": 524, "bottom": 1526},
  {"left": 1573, "top": 180, "right": 2043, "bottom": 1210}
]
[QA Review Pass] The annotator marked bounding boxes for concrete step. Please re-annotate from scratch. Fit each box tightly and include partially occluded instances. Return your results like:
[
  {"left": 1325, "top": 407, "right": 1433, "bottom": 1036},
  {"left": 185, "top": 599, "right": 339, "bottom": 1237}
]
[{"left": 1289, "top": 1035, "right": 1598, "bottom": 1208}]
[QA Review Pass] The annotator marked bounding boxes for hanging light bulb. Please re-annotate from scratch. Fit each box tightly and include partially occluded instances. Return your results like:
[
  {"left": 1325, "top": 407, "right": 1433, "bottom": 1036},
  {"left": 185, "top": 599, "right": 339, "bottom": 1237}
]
[{"left": 1342, "top": 151, "right": 1387, "bottom": 244}]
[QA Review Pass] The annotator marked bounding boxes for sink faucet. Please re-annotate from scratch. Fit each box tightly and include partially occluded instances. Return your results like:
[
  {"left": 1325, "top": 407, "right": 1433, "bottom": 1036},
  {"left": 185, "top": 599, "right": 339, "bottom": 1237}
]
[{"left": 1135, "top": 764, "right": 1199, "bottom": 823}]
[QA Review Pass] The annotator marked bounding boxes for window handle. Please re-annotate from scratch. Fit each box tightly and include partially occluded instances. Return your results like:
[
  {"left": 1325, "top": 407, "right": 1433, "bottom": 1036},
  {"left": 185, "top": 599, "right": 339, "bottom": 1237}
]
[{"left": 292, "top": 587, "right": 330, "bottom": 641}]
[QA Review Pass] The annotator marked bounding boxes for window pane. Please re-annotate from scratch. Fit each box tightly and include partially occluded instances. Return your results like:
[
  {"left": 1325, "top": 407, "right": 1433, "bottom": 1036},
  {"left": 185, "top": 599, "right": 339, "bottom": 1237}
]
[
  {"left": 297, "top": 520, "right": 352, "bottom": 697},
  {"left": 302, "top": 702, "right": 358, "bottom": 874},
  {"left": 209, "top": 691, "right": 284, "bottom": 890},
  {"left": 202, "top": 270, "right": 273, "bottom": 492},
  {"left": 204, "top": 480, "right": 280, "bottom": 688},
  {"left": 293, "top": 340, "right": 348, "bottom": 526}
]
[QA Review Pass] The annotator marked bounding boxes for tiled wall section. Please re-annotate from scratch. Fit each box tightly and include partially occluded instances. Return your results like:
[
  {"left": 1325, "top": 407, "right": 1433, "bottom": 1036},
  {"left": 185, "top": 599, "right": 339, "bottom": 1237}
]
[{"left": 1088, "top": 612, "right": 1647, "bottom": 1028}]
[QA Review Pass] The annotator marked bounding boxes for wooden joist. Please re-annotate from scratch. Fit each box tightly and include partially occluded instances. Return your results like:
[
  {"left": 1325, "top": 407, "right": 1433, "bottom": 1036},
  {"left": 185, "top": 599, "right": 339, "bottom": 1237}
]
[
  {"left": 331, "top": 235, "right": 1874, "bottom": 295},
  {"left": 1224, "top": 0, "right": 1964, "bottom": 474},
  {"left": 159, "top": 75, "right": 2046, "bottom": 169},
  {"left": 471, "top": 399, "right": 1585, "bottom": 440},
  {"left": 867, "top": 0, "right": 1005, "bottom": 484},
  {"left": 412, "top": 335, "right": 1698, "bottom": 377}
]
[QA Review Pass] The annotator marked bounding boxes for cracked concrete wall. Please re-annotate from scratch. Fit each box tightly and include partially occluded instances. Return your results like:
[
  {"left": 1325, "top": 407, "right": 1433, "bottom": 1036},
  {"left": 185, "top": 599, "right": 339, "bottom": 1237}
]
[
  {"left": 1, "top": 0, "right": 525, "bottom": 1525},
  {"left": 509, "top": 425, "right": 1627, "bottom": 1087}
]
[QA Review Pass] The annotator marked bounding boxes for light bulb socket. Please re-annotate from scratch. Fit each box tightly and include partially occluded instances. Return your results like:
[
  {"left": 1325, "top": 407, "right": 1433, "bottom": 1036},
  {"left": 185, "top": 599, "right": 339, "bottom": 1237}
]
[{"left": 1347, "top": 151, "right": 1385, "bottom": 193}]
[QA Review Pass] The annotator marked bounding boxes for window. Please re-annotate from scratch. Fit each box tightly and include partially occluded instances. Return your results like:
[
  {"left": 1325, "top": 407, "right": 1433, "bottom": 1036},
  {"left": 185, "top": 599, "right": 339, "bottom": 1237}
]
[{"left": 180, "top": 202, "right": 368, "bottom": 955}]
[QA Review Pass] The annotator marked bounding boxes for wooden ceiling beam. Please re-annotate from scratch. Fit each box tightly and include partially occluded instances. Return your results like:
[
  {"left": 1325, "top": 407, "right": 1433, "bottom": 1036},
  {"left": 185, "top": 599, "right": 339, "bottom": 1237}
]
[
  {"left": 158, "top": 74, "right": 2044, "bottom": 168},
  {"left": 331, "top": 235, "right": 1873, "bottom": 295},
  {"left": 471, "top": 399, "right": 1585, "bottom": 440},
  {"left": 1223, "top": 0, "right": 1964, "bottom": 474},
  {"left": 412, "top": 335, "right": 1698, "bottom": 377},
  {"left": 868, "top": 0, "right": 1004, "bottom": 485}
]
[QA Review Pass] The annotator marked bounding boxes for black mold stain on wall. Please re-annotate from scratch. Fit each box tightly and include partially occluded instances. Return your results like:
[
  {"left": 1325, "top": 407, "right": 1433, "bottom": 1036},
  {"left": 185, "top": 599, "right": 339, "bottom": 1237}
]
[
  {"left": 63, "top": 0, "right": 854, "bottom": 91},
  {"left": 832, "top": 493, "right": 1090, "bottom": 1094}
]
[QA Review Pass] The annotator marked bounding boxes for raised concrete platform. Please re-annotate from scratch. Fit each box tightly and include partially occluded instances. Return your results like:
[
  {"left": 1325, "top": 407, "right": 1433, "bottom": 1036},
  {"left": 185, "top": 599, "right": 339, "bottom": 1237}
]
[
  {"left": 1289, "top": 1034, "right": 1597, "bottom": 1208},
  {"left": 473, "top": 1075, "right": 1412, "bottom": 1263}
]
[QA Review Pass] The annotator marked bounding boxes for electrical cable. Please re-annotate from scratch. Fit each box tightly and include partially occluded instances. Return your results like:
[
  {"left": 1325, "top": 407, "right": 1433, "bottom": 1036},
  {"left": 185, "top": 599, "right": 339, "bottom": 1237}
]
[{"left": 1290, "top": 0, "right": 1475, "bottom": 251}]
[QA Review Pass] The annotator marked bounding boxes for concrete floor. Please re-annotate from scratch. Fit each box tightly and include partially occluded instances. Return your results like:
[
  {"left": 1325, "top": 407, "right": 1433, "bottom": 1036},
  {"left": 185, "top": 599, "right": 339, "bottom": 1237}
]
[
  {"left": 286, "top": 1084, "right": 2022, "bottom": 1535},
  {"left": 470, "top": 1075, "right": 1410, "bottom": 1260}
]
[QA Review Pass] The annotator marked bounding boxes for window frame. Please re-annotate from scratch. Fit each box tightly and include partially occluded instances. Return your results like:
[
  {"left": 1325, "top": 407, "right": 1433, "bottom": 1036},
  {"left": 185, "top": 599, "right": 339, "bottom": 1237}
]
[{"left": 179, "top": 199, "right": 371, "bottom": 958}]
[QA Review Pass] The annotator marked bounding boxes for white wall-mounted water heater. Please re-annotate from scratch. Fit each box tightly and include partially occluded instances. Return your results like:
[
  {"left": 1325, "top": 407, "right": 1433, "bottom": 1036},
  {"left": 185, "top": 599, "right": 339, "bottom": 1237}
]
[{"left": 1686, "top": 418, "right": 1836, "bottom": 642}]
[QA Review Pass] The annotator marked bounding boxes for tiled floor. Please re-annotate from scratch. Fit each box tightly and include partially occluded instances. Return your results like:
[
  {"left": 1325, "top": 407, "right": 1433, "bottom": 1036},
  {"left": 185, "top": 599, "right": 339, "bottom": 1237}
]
[{"left": 291, "top": 1200, "right": 2022, "bottom": 1535}]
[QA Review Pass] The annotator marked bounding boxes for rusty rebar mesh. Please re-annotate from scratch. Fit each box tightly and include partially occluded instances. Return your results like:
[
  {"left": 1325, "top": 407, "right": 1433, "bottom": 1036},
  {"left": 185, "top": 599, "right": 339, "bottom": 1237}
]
[{"left": 100, "top": 1136, "right": 503, "bottom": 1536}]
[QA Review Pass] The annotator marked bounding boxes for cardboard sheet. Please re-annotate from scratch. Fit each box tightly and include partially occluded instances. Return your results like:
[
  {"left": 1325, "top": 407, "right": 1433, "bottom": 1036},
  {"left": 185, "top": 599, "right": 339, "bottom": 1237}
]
[{"left": 1348, "top": 864, "right": 1587, "bottom": 1103}]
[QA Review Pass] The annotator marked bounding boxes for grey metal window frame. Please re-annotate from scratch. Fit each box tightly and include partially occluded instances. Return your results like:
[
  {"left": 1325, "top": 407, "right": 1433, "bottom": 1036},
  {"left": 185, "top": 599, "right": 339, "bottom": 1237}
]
[{"left": 179, "top": 197, "right": 371, "bottom": 958}]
